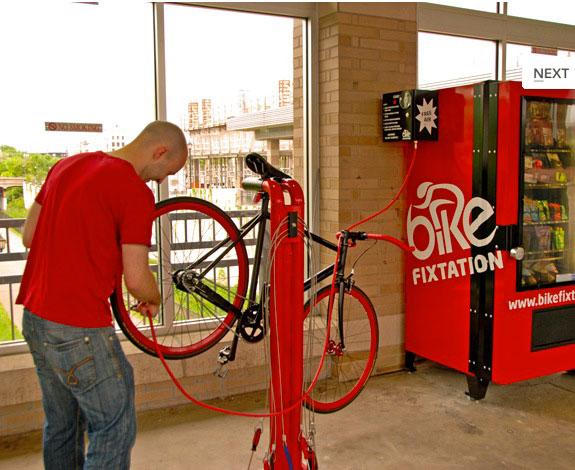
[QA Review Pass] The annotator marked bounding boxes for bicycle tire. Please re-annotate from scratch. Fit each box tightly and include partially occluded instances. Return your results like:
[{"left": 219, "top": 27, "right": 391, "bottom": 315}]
[
  {"left": 111, "top": 196, "right": 250, "bottom": 359},
  {"left": 303, "top": 284, "right": 379, "bottom": 413}
]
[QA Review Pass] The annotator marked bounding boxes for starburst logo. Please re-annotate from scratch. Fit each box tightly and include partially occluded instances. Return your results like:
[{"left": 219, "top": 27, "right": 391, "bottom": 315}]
[{"left": 415, "top": 98, "right": 437, "bottom": 135}]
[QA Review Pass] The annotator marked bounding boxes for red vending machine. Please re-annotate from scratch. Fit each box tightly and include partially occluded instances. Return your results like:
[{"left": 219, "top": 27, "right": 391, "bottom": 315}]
[{"left": 397, "top": 81, "right": 575, "bottom": 399}]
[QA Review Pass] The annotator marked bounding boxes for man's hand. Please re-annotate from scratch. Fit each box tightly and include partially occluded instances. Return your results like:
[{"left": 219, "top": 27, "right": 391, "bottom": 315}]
[{"left": 131, "top": 301, "right": 160, "bottom": 321}]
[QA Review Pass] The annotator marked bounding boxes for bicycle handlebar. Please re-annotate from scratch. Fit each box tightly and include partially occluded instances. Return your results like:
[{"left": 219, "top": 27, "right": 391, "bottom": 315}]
[{"left": 241, "top": 176, "right": 264, "bottom": 192}]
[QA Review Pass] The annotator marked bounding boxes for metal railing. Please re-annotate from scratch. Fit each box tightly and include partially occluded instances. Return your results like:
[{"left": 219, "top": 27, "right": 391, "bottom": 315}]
[
  {"left": 0, "top": 217, "right": 27, "bottom": 353},
  {"left": 0, "top": 208, "right": 259, "bottom": 355}
]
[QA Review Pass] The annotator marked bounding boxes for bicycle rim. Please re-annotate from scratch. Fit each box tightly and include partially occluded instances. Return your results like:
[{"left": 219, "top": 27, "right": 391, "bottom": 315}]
[
  {"left": 111, "top": 197, "right": 249, "bottom": 358},
  {"left": 303, "top": 285, "right": 379, "bottom": 413}
]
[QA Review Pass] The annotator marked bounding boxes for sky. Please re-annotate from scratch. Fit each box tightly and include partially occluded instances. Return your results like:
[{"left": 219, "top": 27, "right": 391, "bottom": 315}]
[
  {"left": 0, "top": 2, "right": 294, "bottom": 153},
  {"left": 1, "top": 1, "right": 573, "bottom": 152}
]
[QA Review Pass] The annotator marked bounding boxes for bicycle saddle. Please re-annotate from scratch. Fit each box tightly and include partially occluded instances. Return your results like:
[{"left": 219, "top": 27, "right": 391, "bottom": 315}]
[{"left": 245, "top": 152, "right": 291, "bottom": 181}]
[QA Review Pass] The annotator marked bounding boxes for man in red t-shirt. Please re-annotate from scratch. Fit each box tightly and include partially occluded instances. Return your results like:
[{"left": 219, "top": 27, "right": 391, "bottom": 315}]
[{"left": 17, "top": 121, "right": 187, "bottom": 469}]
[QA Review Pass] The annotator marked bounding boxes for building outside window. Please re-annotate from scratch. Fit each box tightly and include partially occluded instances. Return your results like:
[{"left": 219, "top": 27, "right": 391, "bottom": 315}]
[{"left": 163, "top": 5, "right": 298, "bottom": 208}]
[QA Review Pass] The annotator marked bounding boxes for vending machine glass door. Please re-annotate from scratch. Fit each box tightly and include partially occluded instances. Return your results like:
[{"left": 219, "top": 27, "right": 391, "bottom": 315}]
[{"left": 520, "top": 97, "right": 575, "bottom": 290}]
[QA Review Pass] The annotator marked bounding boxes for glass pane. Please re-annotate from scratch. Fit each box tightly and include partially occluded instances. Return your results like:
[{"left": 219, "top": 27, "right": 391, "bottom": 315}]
[
  {"left": 508, "top": 4, "right": 575, "bottom": 26},
  {"left": 164, "top": 5, "right": 299, "bottom": 206},
  {"left": 0, "top": 3, "right": 154, "bottom": 345},
  {"left": 506, "top": 44, "right": 575, "bottom": 81},
  {"left": 418, "top": 32, "right": 497, "bottom": 89},
  {"left": 162, "top": 5, "right": 302, "bottom": 335},
  {"left": 520, "top": 98, "right": 575, "bottom": 289}
]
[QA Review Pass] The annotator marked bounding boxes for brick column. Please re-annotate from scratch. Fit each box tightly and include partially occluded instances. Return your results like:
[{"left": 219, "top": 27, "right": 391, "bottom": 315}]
[
  {"left": 318, "top": 7, "right": 417, "bottom": 372},
  {"left": 293, "top": 20, "right": 304, "bottom": 183}
]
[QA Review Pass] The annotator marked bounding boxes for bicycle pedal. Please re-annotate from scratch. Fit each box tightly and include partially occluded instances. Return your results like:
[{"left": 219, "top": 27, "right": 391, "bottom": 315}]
[
  {"left": 213, "top": 363, "right": 229, "bottom": 378},
  {"left": 217, "top": 346, "right": 232, "bottom": 364}
]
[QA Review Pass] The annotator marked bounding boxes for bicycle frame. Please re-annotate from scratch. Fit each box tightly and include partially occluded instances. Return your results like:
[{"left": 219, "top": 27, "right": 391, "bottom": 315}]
[{"left": 173, "top": 189, "right": 350, "bottom": 363}]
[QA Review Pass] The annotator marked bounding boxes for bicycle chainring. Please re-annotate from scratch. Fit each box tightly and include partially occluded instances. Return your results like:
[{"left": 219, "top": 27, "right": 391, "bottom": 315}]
[{"left": 238, "top": 304, "right": 266, "bottom": 343}]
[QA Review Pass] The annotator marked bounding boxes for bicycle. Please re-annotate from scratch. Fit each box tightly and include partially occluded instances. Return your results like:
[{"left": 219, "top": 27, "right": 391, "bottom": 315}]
[{"left": 110, "top": 152, "right": 412, "bottom": 413}]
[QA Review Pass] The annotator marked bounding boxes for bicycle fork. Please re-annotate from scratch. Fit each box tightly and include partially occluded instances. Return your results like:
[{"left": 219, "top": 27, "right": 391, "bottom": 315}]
[{"left": 331, "top": 231, "right": 356, "bottom": 353}]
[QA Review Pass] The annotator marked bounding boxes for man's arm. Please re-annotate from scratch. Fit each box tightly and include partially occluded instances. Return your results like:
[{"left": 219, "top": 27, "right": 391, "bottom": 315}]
[
  {"left": 22, "top": 202, "right": 42, "bottom": 248},
  {"left": 122, "top": 244, "right": 161, "bottom": 316}
]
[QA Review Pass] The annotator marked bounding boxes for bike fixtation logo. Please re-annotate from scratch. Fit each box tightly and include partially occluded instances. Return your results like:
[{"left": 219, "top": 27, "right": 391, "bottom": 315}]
[{"left": 407, "top": 182, "right": 503, "bottom": 286}]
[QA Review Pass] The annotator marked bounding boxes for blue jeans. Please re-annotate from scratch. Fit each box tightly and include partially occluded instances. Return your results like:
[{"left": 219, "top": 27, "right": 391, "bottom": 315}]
[{"left": 22, "top": 309, "right": 136, "bottom": 470}]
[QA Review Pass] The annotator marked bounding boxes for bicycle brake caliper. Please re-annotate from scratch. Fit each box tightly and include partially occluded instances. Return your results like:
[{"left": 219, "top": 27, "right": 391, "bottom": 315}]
[
  {"left": 327, "top": 339, "right": 344, "bottom": 357},
  {"left": 327, "top": 339, "right": 337, "bottom": 355}
]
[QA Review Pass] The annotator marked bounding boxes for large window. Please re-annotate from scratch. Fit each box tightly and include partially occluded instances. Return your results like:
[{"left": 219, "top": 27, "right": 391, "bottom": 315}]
[
  {"left": 0, "top": 3, "right": 308, "bottom": 352},
  {"left": 419, "top": 4, "right": 575, "bottom": 89},
  {"left": 418, "top": 32, "right": 497, "bottom": 89},
  {"left": 0, "top": 2, "right": 154, "bottom": 347}
]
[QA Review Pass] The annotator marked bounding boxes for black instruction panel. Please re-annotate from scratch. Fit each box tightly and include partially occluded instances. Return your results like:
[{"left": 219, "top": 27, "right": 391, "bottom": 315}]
[{"left": 382, "top": 89, "right": 439, "bottom": 142}]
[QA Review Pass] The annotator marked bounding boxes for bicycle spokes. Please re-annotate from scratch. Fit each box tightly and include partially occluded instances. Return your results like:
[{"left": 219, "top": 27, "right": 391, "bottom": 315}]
[
  {"left": 303, "top": 284, "right": 379, "bottom": 413},
  {"left": 111, "top": 197, "right": 250, "bottom": 359}
]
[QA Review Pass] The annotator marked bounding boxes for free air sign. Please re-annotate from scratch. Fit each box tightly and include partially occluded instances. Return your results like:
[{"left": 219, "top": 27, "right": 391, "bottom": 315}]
[
  {"left": 45, "top": 122, "right": 103, "bottom": 132},
  {"left": 382, "top": 89, "right": 438, "bottom": 142}
]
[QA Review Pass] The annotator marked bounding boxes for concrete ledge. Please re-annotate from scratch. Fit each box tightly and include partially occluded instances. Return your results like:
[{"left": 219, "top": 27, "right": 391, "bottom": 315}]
[
  {"left": 0, "top": 330, "right": 403, "bottom": 436},
  {"left": 0, "top": 312, "right": 405, "bottom": 437}
]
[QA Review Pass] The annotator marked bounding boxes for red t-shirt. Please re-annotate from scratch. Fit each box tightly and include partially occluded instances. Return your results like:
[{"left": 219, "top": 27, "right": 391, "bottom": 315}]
[{"left": 16, "top": 151, "right": 155, "bottom": 327}]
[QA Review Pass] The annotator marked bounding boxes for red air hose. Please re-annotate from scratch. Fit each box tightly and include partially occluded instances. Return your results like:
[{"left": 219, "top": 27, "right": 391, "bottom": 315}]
[
  {"left": 346, "top": 141, "right": 418, "bottom": 231},
  {"left": 142, "top": 141, "right": 417, "bottom": 417}
]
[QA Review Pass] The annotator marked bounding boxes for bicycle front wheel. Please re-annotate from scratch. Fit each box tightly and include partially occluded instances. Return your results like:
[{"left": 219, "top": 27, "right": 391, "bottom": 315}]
[
  {"left": 303, "top": 284, "right": 379, "bottom": 413},
  {"left": 111, "top": 197, "right": 249, "bottom": 359}
]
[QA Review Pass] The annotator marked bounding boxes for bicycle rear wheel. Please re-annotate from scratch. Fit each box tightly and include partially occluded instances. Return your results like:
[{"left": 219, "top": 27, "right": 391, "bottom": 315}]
[
  {"left": 111, "top": 197, "right": 249, "bottom": 359},
  {"left": 303, "top": 284, "right": 379, "bottom": 413}
]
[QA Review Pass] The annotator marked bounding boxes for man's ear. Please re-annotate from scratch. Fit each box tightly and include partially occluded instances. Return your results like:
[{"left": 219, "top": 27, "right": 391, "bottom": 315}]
[{"left": 152, "top": 145, "right": 168, "bottom": 161}]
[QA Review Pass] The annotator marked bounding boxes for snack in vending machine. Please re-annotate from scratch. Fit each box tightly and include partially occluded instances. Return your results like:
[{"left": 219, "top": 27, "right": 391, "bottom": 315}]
[
  {"left": 547, "top": 153, "right": 562, "bottom": 168},
  {"left": 523, "top": 225, "right": 535, "bottom": 252},
  {"left": 534, "top": 225, "right": 551, "bottom": 251},
  {"left": 549, "top": 202, "right": 562, "bottom": 221},
  {"left": 555, "top": 227, "right": 565, "bottom": 250},
  {"left": 555, "top": 170, "right": 567, "bottom": 183},
  {"left": 522, "top": 266, "right": 538, "bottom": 287},
  {"left": 541, "top": 122, "right": 554, "bottom": 147},
  {"left": 557, "top": 127, "right": 567, "bottom": 147},
  {"left": 524, "top": 171, "right": 537, "bottom": 183},
  {"left": 536, "top": 200, "right": 550, "bottom": 221},
  {"left": 523, "top": 197, "right": 536, "bottom": 222},
  {"left": 537, "top": 171, "right": 551, "bottom": 183},
  {"left": 531, "top": 261, "right": 558, "bottom": 283}
]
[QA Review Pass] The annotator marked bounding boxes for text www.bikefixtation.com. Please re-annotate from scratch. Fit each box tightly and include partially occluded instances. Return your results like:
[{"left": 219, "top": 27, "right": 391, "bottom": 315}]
[{"left": 508, "top": 289, "right": 575, "bottom": 310}]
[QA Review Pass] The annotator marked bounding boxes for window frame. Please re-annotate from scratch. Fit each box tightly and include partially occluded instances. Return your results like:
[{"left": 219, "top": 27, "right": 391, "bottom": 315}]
[
  {"left": 418, "top": 2, "right": 575, "bottom": 83},
  {"left": 0, "top": 2, "right": 318, "bottom": 356}
]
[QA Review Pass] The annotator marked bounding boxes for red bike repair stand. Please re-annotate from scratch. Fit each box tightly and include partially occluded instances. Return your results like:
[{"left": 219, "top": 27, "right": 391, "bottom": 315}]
[{"left": 262, "top": 178, "right": 306, "bottom": 470}]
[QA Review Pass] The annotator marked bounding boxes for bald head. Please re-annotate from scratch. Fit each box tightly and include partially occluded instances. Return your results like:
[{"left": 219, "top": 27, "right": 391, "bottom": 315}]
[
  {"left": 135, "top": 121, "right": 187, "bottom": 162},
  {"left": 116, "top": 121, "right": 188, "bottom": 184}
]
